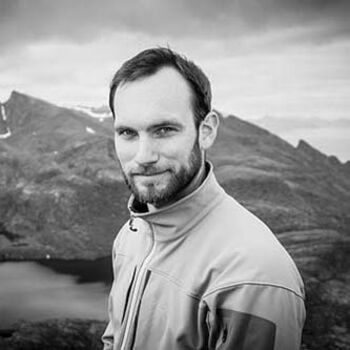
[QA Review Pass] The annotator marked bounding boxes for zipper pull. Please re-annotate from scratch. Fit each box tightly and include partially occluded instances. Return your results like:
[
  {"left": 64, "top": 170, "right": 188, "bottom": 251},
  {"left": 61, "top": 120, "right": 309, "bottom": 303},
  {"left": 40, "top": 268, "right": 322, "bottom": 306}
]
[{"left": 129, "top": 217, "right": 138, "bottom": 232}]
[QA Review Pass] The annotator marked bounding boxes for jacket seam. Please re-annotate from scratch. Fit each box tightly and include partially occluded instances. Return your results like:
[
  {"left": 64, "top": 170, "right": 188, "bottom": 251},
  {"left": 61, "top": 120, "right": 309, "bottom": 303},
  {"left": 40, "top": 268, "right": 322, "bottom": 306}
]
[
  {"left": 149, "top": 267, "right": 202, "bottom": 301},
  {"left": 203, "top": 281, "right": 305, "bottom": 300}
]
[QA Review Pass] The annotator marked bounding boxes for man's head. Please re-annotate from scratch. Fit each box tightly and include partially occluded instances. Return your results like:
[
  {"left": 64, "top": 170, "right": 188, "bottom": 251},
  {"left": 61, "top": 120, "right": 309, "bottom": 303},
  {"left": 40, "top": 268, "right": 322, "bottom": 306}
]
[
  {"left": 110, "top": 47, "right": 219, "bottom": 207},
  {"left": 109, "top": 47, "right": 211, "bottom": 128}
]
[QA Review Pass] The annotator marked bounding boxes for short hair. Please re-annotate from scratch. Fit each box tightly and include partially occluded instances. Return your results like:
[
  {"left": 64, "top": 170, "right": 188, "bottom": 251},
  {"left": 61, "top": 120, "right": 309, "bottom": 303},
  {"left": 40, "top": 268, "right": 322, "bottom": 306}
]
[{"left": 109, "top": 47, "right": 212, "bottom": 128}]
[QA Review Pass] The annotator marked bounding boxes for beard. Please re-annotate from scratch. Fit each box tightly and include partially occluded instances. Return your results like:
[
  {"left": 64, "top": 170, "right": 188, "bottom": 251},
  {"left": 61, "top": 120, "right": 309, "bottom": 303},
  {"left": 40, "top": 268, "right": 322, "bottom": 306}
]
[{"left": 120, "top": 139, "right": 202, "bottom": 208}]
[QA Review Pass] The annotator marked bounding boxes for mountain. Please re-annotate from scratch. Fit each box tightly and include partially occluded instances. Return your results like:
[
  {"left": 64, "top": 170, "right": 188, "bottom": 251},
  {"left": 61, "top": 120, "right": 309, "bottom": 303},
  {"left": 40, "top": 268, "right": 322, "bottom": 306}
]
[
  {"left": 0, "top": 91, "right": 129, "bottom": 260},
  {"left": 254, "top": 115, "right": 350, "bottom": 163},
  {"left": 0, "top": 91, "right": 349, "bottom": 349},
  {"left": 210, "top": 115, "right": 350, "bottom": 234}
]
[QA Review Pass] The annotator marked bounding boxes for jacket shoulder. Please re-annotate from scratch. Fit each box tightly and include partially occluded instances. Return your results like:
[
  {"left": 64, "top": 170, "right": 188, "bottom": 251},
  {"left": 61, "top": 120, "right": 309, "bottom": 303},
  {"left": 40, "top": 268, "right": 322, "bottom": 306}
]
[{"left": 197, "top": 193, "right": 304, "bottom": 297}]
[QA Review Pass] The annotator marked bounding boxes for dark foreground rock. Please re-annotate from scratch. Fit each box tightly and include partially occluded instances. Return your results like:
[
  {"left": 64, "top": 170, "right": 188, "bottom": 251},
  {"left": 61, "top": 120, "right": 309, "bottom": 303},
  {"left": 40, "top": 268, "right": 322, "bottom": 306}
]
[
  {"left": 0, "top": 319, "right": 107, "bottom": 350},
  {"left": 279, "top": 230, "right": 350, "bottom": 350}
]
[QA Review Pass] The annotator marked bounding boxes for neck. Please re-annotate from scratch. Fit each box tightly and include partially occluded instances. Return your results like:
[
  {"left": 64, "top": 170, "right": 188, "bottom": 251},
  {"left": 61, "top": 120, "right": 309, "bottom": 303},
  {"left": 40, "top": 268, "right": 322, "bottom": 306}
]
[{"left": 177, "top": 161, "right": 207, "bottom": 201}]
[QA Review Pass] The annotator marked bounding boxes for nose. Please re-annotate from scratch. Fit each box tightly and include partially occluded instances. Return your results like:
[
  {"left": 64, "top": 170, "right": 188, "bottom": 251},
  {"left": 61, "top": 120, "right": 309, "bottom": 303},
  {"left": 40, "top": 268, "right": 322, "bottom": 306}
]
[{"left": 134, "top": 136, "right": 159, "bottom": 165}]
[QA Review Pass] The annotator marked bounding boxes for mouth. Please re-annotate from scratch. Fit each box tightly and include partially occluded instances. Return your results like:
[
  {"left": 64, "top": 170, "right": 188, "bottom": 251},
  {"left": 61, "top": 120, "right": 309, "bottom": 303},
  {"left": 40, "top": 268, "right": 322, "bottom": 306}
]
[{"left": 133, "top": 170, "right": 168, "bottom": 177}]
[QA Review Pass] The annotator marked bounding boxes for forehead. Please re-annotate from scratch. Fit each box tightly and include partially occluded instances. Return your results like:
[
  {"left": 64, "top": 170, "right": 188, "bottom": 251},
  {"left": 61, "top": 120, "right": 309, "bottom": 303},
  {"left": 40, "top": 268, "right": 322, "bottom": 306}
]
[{"left": 113, "top": 67, "right": 194, "bottom": 128}]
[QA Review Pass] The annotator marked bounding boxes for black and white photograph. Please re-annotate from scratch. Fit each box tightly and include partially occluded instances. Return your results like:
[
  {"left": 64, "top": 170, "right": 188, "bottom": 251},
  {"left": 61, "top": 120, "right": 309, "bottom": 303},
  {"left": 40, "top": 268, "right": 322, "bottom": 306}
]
[{"left": 0, "top": 1, "right": 349, "bottom": 349}]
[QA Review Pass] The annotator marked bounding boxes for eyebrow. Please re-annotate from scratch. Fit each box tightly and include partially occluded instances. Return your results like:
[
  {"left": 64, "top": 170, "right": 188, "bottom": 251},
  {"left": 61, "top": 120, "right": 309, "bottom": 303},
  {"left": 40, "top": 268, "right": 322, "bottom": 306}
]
[
  {"left": 115, "top": 120, "right": 184, "bottom": 133},
  {"left": 147, "top": 121, "right": 183, "bottom": 132}
]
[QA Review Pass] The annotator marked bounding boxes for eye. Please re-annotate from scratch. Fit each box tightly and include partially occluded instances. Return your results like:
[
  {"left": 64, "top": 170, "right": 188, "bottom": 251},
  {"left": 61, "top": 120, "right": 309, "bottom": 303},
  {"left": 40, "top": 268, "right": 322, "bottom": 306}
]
[
  {"left": 154, "top": 127, "right": 176, "bottom": 137},
  {"left": 116, "top": 128, "right": 137, "bottom": 140}
]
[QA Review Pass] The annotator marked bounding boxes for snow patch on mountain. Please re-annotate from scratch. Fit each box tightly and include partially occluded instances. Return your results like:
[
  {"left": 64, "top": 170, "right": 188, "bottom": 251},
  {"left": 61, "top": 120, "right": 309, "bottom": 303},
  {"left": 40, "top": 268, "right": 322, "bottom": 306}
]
[
  {"left": 86, "top": 126, "right": 96, "bottom": 134},
  {"left": 0, "top": 104, "right": 11, "bottom": 139},
  {"left": 1, "top": 105, "right": 8, "bottom": 121},
  {"left": 70, "top": 105, "right": 112, "bottom": 120}
]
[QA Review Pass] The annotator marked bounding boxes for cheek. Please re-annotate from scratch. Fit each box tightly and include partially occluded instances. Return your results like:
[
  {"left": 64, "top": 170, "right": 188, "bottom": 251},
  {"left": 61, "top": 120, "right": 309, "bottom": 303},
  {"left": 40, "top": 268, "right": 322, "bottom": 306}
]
[
  {"left": 114, "top": 138, "right": 136, "bottom": 166},
  {"left": 161, "top": 136, "right": 196, "bottom": 162},
  {"left": 158, "top": 139, "right": 182, "bottom": 158}
]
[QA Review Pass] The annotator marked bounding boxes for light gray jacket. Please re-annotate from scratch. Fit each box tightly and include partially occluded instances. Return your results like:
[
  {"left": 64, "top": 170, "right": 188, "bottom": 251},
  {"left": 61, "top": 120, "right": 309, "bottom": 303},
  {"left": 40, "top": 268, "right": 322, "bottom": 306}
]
[{"left": 102, "top": 165, "right": 305, "bottom": 349}]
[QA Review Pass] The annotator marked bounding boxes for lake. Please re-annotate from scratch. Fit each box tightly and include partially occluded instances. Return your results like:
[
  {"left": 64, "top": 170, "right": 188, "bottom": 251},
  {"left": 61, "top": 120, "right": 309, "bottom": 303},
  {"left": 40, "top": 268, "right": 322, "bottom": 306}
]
[{"left": 0, "top": 257, "right": 113, "bottom": 329}]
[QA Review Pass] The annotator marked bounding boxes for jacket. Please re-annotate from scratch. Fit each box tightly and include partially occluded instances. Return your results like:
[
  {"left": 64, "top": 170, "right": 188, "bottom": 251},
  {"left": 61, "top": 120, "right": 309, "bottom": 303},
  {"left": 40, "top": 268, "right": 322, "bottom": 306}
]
[{"left": 102, "top": 164, "right": 306, "bottom": 349}]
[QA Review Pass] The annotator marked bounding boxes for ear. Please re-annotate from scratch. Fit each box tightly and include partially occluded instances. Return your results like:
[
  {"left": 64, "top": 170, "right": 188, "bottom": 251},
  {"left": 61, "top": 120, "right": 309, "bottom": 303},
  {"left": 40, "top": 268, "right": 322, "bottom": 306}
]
[{"left": 198, "top": 110, "right": 219, "bottom": 150}]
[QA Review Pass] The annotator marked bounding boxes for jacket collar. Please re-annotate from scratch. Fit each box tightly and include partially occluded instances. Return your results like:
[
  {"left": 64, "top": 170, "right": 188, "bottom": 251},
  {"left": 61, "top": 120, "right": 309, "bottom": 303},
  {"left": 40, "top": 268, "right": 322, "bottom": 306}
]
[{"left": 127, "top": 162, "right": 225, "bottom": 242}]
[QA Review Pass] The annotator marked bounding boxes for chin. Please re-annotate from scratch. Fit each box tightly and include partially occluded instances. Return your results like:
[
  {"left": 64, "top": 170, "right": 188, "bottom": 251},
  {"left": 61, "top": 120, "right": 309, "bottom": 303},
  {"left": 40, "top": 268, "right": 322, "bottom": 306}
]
[{"left": 137, "top": 187, "right": 170, "bottom": 205}]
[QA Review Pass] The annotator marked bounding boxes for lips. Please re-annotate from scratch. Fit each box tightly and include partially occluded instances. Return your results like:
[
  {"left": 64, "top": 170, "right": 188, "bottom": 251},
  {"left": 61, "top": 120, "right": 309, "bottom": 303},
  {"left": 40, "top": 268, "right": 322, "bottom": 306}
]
[{"left": 133, "top": 170, "right": 168, "bottom": 177}]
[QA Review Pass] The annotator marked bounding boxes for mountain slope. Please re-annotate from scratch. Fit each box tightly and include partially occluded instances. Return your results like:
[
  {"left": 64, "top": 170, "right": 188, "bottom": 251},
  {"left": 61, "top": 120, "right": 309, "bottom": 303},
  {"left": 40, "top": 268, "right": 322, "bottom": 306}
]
[
  {"left": 210, "top": 115, "right": 350, "bottom": 233},
  {"left": 0, "top": 91, "right": 127, "bottom": 259}
]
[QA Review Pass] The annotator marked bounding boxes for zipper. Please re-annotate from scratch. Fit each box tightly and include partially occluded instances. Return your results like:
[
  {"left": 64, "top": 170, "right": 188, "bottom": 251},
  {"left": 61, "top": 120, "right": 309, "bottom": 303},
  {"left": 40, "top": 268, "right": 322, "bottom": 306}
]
[
  {"left": 120, "top": 222, "right": 156, "bottom": 350},
  {"left": 121, "top": 267, "right": 137, "bottom": 324}
]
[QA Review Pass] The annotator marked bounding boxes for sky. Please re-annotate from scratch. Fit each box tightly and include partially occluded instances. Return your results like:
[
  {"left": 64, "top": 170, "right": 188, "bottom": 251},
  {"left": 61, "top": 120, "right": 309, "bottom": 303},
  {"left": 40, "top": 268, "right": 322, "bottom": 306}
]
[{"left": 0, "top": 0, "right": 349, "bottom": 122}]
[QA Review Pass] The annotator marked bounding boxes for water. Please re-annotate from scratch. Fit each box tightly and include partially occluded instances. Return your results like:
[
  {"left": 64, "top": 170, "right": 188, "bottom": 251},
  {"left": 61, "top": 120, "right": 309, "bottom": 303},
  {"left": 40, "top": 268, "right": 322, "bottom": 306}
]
[{"left": 0, "top": 257, "right": 113, "bottom": 328}]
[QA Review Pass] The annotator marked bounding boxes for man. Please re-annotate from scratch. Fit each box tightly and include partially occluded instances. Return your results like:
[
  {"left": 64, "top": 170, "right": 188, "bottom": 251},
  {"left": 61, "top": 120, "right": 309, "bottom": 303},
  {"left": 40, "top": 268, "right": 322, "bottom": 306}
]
[{"left": 102, "top": 47, "right": 305, "bottom": 350}]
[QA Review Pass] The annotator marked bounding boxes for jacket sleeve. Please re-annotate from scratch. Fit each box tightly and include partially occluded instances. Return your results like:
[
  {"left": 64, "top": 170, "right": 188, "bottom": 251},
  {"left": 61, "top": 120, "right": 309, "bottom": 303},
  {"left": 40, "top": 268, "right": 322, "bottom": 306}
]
[{"left": 204, "top": 283, "right": 305, "bottom": 350}]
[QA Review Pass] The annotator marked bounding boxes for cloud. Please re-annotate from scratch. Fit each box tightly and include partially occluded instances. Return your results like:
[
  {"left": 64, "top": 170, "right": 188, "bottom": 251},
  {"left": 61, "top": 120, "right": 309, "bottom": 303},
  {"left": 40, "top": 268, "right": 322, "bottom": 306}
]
[
  {"left": 0, "top": 0, "right": 349, "bottom": 52},
  {"left": 0, "top": 0, "right": 349, "bottom": 125}
]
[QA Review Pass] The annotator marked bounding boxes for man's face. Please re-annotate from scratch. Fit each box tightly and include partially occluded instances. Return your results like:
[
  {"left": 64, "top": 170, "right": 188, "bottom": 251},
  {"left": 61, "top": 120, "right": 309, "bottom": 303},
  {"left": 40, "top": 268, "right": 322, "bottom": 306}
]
[{"left": 113, "top": 67, "right": 203, "bottom": 207}]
